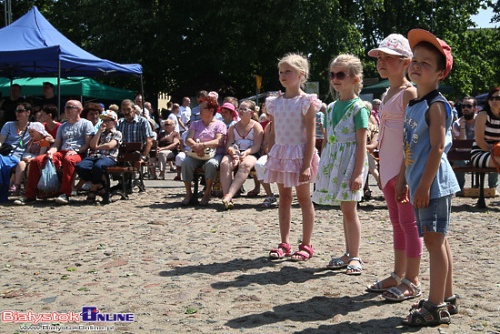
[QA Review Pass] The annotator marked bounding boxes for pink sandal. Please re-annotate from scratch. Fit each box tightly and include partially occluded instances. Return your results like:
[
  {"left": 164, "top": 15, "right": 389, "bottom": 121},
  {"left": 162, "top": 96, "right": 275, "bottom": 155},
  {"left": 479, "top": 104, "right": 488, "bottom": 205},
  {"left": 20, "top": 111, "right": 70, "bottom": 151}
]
[
  {"left": 269, "top": 243, "right": 292, "bottom": 259},
  {"left": 291, "top": 244, "right": 314, "bottom": 261}
]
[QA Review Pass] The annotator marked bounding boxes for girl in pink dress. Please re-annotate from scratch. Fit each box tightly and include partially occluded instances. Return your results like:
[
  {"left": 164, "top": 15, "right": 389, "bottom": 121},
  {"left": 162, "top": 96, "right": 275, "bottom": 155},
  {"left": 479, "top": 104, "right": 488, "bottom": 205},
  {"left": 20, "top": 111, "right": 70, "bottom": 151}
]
[
  {"left": 366, "top": 34, "right": 423, "bottom": 301},
  {"left": 264, "top": 53, "right": 321, "bottom": 261}
]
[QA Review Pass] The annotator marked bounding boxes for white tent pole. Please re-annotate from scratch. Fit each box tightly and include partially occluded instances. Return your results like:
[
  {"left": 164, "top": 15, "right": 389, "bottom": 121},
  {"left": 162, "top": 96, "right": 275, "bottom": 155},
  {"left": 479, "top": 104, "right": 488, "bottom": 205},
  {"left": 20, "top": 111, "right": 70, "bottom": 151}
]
[{"left": 57, "top": 59, "right": 61, "bottom": 119}]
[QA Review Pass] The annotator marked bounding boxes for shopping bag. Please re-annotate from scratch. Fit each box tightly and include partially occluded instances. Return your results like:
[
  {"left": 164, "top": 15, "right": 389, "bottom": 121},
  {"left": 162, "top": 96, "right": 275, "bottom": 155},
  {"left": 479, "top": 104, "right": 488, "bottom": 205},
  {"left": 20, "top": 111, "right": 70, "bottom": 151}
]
[{"left": 37, "top": 159, "right": 59, "bottom": 193}]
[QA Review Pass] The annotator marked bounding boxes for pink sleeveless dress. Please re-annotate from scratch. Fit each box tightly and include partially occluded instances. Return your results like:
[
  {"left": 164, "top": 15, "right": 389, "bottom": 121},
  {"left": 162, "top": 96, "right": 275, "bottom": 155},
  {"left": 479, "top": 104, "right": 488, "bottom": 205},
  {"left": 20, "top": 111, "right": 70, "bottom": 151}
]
[{"left": 263, "top": 93, "right": 322, "bottom": 188}]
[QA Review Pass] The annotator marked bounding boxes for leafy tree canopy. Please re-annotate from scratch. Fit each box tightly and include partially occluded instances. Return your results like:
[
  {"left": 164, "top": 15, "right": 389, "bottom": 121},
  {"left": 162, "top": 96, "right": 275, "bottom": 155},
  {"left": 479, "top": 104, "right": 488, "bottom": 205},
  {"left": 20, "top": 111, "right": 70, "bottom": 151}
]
[{"left": 0, "top": 0, "right": 498, "bottom": 103}]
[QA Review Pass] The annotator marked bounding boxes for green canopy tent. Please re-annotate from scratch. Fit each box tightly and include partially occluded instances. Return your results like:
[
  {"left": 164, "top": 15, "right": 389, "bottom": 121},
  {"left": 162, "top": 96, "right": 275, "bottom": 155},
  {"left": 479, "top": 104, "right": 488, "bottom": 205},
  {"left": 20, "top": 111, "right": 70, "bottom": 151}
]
[
  {"left": 361, "top": 79, "right": 454, "bottom": 98},
  {"left": 0, "top": 77, "right": 134, "bottom": 104}
]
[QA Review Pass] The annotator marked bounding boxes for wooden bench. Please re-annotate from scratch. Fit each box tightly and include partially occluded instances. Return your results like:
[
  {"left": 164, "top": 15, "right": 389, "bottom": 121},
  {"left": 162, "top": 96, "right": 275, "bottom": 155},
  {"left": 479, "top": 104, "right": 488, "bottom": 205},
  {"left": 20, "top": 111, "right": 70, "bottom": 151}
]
[
  {"left": 447, "top": 139, "right": 498, "bottom": 208},
  {"left": 103, "top": 142, "right": 145, "bottom": 203}
]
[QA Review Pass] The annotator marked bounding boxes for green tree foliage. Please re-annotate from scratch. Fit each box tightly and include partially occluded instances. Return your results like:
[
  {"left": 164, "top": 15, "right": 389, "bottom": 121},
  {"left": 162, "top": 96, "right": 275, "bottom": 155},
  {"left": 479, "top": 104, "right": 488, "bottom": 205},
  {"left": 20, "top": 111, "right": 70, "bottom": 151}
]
[{"left": 0, "top": 0, "right": 498, "bottom": 101}]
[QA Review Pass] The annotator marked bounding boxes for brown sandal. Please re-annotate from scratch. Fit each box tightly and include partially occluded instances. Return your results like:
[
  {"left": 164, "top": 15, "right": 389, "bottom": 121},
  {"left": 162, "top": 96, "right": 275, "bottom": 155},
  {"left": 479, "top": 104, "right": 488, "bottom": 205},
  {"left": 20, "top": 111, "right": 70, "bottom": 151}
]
[{"left": 402, "top": 300, "right": 451, "bottom": 327}]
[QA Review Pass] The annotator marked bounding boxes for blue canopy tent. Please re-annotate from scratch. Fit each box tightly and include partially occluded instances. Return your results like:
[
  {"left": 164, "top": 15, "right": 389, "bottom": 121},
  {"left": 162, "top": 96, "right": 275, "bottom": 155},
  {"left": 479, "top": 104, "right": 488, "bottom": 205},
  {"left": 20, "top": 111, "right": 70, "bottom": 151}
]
[{"left": 0, "top": 6, "right": 143, "bottom": 114}]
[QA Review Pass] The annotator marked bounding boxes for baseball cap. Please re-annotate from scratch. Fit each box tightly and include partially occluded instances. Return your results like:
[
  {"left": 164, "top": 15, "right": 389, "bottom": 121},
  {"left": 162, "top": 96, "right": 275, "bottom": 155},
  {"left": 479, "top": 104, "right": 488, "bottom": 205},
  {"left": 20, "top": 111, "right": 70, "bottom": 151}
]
[
  {"left": 100, "top": 110, "right": 118, "bottom": 121},
  {"left": 408, "top": 29, "right": 453, "bottom": 80},
  {"left": 368, "top": 34, "right": 412, "bottom": 58}
]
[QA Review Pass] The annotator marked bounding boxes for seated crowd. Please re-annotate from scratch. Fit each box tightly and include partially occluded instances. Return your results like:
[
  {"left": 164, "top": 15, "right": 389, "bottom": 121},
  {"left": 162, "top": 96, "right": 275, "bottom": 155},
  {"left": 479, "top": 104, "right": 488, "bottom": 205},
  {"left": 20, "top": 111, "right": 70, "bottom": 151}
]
[{"left": 1, "top": 86, "right": 499, "bottom": 207}]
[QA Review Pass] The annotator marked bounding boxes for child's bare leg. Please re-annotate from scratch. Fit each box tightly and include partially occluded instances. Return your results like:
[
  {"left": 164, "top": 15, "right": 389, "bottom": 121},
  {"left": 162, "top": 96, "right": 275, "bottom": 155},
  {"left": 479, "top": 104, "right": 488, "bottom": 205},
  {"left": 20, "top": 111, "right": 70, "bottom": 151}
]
[
  {"left": 248, "top": 174, "right": 260, "bottom": 195},
  {"left": 341, "top": 201, "right": 362, "bottom": 273},
  {"left": 219, "top": 156, "right": 233, "bottom": 197},
  {"left": 424, "top": 232, "right": 448, "bottom": 306},
  {"left": 15, "top": 161, "right": 27, "bottom": 185},
  {"left": 444, "top": 238, "right": 454, "bottom": 299},
  {"left": 341, "top": 201, "right": 361, "bottom": 257},
  {"left": 277, "top": 183, "right": 292, "bottom": 244},
  {"left": 262, "top": 182, "right": 273, "bottom": 197},
  {"left": 295, "top": 183, "right": 314, "bottom": 246}
]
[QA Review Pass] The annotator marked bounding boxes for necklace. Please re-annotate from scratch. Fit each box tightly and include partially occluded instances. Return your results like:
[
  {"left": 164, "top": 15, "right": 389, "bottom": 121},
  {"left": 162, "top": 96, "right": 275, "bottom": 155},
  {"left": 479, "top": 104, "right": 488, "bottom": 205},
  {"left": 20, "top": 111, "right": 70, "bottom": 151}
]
[{"left": 16, "top": 122, "right": 27, "bottom": 135}]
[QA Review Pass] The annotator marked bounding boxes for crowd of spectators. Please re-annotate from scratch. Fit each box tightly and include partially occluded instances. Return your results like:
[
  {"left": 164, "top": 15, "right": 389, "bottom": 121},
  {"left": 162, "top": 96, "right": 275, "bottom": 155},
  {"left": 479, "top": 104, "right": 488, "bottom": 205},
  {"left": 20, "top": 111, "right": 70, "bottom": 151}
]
[{"left": 1, "top": 81, "right": 498, "bottom": 206}]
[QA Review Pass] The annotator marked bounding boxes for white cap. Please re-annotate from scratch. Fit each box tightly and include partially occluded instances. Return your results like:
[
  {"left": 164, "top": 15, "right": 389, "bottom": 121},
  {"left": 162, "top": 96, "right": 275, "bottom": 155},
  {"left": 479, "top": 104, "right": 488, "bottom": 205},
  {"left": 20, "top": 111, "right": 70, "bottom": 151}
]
[{"left": 368, "top": 34, "right": 412, "bottom": 58}]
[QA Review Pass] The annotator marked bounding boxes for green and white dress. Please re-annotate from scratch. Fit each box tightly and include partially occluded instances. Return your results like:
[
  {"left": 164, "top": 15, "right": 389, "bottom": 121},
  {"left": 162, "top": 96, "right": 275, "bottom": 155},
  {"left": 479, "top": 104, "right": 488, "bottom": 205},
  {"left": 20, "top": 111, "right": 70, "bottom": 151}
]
[{"left": 312, "top": 98, "right": 369, "bottom": 205}]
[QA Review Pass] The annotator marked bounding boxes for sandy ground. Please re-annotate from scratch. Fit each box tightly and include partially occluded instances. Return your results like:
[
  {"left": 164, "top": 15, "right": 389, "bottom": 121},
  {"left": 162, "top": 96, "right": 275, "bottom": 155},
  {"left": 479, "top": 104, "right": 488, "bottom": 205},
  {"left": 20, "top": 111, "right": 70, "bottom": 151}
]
[{"left": 0, "top": 174, "right": 499, "bottom": 334}]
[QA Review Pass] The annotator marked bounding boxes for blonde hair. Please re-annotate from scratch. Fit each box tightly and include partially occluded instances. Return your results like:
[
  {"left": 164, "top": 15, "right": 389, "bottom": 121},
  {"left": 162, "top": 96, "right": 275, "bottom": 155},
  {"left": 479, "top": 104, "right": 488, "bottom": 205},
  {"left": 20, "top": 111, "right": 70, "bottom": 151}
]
[
  {"left": 239, "top": 99, "right": 256, "bottom": 111},
  {"left": 329, "top": 54, "right": 364, "bottom": 97},
  {"left": 278, "top": 53, "right": 309, "bottom": 86},
  {"left": 108, "top": 104, "right": 119, "bottom": 112}
]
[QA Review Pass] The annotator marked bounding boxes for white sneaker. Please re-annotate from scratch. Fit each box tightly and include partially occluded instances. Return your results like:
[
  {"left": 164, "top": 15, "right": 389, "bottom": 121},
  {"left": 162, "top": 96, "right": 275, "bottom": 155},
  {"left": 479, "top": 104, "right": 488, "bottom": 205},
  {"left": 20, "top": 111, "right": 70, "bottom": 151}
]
[{"left": 55, "top": 194, "right": 70, "bottom": 204}]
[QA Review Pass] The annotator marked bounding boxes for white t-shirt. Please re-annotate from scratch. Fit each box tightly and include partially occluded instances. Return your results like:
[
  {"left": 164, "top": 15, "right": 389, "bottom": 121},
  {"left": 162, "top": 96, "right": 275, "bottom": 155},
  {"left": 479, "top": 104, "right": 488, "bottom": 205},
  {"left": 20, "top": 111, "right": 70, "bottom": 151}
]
[
  {"left": 179, "top": 106, "right": 191, "bottom": 131},
  {"left": 167, "top": 113, "right": 180, "bottom": 133}
]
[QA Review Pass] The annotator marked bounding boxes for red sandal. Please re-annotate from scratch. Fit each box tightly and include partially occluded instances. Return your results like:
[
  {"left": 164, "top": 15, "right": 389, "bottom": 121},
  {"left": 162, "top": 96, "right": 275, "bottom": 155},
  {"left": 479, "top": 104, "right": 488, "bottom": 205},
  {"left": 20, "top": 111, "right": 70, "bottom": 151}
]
[
  {"left": 269, "top": 243, "right": 292, "bottom": 259},
  {"left": 291, "top": 244, "right": 314, "bottom": 261}
]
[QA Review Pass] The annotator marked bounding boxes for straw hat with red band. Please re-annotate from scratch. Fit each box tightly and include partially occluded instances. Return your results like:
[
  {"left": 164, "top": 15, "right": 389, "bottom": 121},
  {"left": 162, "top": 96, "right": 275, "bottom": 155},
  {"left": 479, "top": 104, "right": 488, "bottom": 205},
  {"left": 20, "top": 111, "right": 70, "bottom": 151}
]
[{"left": 408, "top": 28, "right": 453, "bottom": 80}]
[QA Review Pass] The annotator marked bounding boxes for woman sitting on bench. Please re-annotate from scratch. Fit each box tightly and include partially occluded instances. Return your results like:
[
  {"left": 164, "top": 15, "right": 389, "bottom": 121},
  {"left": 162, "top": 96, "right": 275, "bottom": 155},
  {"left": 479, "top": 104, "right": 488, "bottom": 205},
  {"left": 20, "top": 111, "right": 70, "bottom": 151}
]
[
  {"left": 181, "top": 92, "right": 226, "bottom": 206},
  {"left": 471, "top": 87, "right": 500, "bottom": 173}
]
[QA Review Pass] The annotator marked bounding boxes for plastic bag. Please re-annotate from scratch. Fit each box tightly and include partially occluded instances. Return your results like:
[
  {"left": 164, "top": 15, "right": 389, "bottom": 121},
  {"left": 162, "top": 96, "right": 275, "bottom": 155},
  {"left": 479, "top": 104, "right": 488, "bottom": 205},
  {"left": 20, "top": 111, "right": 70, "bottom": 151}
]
[{"left": 37, "top": 159, "right": 59, "bottom": 193}]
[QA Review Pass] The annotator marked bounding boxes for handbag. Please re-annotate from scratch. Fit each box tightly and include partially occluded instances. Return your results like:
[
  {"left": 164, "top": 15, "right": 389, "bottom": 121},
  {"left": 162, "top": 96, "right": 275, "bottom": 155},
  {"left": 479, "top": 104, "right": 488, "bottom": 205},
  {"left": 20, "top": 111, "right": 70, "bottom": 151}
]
[
  {"left": 0, "top": 143, "right": 13, "bottom": 156},
  {"left": 187, "top": 147, "right": 216, "bottom": 160},
  {"left": 186, "top": 139, "right": 216, "bottom": 160}
]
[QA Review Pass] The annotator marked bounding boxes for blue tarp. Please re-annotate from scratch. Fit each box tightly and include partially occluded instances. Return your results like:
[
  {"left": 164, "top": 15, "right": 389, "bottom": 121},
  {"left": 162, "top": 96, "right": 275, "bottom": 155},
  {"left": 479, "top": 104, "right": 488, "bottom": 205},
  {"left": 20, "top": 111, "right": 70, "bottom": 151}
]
[{"left": 0, "top": 6, "right": 142, "bottom": 78}]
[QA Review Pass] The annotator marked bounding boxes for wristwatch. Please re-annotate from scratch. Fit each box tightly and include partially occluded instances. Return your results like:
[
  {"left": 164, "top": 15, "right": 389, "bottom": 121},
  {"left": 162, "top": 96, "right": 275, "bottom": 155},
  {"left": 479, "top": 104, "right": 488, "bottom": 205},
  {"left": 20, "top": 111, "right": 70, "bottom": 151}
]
[{"left": 141, "top": 155, "right": 149, "bottom": 161}]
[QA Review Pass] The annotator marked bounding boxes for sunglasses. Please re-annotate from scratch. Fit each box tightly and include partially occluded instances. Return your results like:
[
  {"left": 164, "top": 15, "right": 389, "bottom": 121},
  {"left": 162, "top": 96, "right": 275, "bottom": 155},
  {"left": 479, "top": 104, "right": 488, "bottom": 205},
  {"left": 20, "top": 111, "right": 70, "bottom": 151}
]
[
  {"left": 329, "top": 71, "right": 347, "bottom": 80},
  {"left": 15, "top": 109, "right": 27, "bottom": 112},
  {"left": 65, "top": 105, "right": 79, "bottom": 110},
  {"left": 461, "top": 104, "right": 474, "bottom": 109},
  {"left": 489, "top": 96, "right": 500, "bottom": 101}
]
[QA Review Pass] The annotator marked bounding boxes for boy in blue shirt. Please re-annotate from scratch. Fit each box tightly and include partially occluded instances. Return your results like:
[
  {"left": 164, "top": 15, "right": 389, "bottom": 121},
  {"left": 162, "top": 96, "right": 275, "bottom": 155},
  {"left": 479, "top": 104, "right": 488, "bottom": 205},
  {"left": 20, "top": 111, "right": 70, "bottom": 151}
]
[{"left": 397, "top": 29, "right": 460, "bottom": 327}]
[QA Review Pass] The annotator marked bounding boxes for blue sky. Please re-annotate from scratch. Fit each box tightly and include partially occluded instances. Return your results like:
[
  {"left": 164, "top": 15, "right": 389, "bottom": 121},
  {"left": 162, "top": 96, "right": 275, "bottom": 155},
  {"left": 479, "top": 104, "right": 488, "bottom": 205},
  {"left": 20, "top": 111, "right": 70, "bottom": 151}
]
[{"left": 471, "top": 6, "right": 497, "bottom": 28}]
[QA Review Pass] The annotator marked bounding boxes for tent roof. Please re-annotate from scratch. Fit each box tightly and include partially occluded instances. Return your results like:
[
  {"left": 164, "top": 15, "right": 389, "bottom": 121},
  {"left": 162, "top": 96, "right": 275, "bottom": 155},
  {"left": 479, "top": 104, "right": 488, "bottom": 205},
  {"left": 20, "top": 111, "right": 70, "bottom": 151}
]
[
  {"left": 0, "top": 77, "right": 134, "bottom": 101},
  {"left": 0, "top": 6, "right": 142, "bottom": 78}
]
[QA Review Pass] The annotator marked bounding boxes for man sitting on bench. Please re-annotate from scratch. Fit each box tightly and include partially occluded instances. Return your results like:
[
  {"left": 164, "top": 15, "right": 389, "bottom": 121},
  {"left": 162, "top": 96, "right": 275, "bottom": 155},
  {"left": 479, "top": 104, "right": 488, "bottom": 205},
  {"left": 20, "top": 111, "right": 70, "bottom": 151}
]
[{"left": 115, "top": 99, "right": 155, "bottom": 192}]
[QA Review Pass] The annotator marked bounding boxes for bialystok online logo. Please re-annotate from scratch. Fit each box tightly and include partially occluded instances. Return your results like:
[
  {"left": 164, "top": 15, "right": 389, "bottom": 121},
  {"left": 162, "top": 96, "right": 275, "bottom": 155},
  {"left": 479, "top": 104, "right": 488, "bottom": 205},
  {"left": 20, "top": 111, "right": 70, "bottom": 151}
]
[{"left": 1, "top": 307, "right": 134, "bottom": 324}]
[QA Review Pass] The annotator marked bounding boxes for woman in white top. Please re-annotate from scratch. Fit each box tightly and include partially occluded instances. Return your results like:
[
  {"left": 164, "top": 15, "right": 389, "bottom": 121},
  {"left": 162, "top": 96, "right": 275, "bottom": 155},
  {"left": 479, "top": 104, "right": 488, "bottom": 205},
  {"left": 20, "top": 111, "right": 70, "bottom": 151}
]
[{"left": 219, "top": 100, "right": 264, "bottom": 210}]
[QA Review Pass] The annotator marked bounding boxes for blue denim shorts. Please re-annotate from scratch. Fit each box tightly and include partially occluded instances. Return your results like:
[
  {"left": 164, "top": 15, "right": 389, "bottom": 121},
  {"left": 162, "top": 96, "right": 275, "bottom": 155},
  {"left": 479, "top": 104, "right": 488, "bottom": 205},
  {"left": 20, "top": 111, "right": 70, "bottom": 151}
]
[{"left": 414, "top": 195, "right": 452, "bottom": 236}]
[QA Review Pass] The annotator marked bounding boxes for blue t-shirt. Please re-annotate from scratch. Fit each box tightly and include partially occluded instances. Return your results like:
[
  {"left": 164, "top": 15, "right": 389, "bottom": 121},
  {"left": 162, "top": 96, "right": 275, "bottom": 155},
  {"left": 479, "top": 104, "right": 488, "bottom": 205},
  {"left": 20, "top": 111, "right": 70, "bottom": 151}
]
[
  {"left": 403, "top": 90, "right": 460, "bottom": 202},
  {"left": 0, "top": 121, "right": 31, "bottom": 159}
]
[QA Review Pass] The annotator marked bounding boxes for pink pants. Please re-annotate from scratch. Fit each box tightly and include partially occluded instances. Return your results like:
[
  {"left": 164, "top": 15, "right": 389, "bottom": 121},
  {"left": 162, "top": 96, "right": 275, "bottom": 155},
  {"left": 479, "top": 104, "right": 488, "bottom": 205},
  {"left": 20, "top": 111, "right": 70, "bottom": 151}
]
[{"left": 382, "top": 176, "right": 422, "bottom": 258}]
